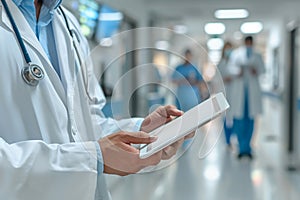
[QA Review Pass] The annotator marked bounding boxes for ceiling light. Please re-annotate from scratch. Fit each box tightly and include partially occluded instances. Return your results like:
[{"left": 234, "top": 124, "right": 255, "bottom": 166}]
[
  {"left": 204, "top": 23, "right": 226, "bottom": 35},
  {"left": 215, "top": 9, "right": 249, "bottom": 19},
  {"left": 207, "top": 38, "right": 224, "bottom": 50},
  {"left": 100, "top": 38, "right": 113, "bottom": 47},
  {"left": 240, "top": 22, "right": 263, "bottom": 34},
  {"left": 173, "top": 25, "right": 188, "bottom": 34},
  {"left": 208, "top": 50, "right": 222, "bottom": 64},
  {"left": 155, "top": 40, "right": 169, "bottom": 50},
  {"left": 99, "top": 12, "right": 123, "bottom": 21}
]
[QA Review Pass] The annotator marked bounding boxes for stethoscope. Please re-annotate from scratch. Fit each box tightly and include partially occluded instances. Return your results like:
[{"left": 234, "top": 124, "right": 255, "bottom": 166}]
[
  {"left": 1, "top": 0, "right": 44, "bottom": 86},
  {"left": 1, "top": 0, "right": 83, "bottom": 87}
]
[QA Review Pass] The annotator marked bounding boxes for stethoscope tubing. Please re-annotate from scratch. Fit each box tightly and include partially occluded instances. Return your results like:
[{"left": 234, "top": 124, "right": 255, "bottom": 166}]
[
  {"left": 1, "top": 1, "right": 88, "bottom": 89},
  {"left": 1, "top": 0, "right": 46, "bottom": 86},
  {"left": 1, "top": 0, "right": 31, "bottom": 63}
]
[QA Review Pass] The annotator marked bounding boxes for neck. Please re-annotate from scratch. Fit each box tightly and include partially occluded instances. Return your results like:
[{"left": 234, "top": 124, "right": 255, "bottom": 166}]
[{"left": 34, "top": 0, "right": 42, "bottom": 20}]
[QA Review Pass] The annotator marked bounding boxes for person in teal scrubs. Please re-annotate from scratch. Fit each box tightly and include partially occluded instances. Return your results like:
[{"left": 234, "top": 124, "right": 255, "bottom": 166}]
[{"left": 172, "top": 49, "right": 203, "bottom": 112}]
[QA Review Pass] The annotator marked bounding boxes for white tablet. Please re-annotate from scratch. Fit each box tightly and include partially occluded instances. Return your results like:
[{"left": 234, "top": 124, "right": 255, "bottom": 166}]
[{"left": 139, "top": 92, "right": 229, "bottom": 159}]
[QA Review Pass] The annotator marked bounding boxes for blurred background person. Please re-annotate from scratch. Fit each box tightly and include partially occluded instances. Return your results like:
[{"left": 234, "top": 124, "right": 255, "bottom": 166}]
[
  {"left": 171, "top": 49, "right": 204, "bottom": 112},
  {"left": 229, "top": 36, "right": 265, "bottom": 159},
  {"left": 171, "top": 49, "right": 204, "bottom": 149},
  {"left": 218, "top": 41, "right": 235, "bottom": 148},
  {"left": 146, "top": 64, "right": 164, "bottom": 112}
]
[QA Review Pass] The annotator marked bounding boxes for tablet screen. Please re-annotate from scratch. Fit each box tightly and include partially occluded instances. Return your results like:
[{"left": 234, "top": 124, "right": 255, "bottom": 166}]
[{"left": 139, "top": 92, "right": 229, "bottom": 159}]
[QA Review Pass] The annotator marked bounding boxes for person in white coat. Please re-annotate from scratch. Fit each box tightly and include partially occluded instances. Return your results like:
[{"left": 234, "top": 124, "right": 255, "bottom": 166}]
[
  {"left": 218, "top": 41, "right": 234, "bottom": 148},
  {"left": 0, "top": 0, "right": 192, "bottom": 199},
  {"left": 229, "top": 36, "right": 265, "bottom": 159}
]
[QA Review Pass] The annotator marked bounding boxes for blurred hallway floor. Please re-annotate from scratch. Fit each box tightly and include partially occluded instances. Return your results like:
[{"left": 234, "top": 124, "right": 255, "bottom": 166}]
[{"left": 106, "top": 96, "right": 300, "bottom": 200}]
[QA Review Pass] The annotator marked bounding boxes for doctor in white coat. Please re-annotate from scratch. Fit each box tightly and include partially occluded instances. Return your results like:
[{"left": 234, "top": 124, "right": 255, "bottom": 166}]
[
  {"left": 0, "top": 0, "right": 189, "bottom": 199},
  {"left": 229, "top": 36, "right": 265, "bottom": 159}
]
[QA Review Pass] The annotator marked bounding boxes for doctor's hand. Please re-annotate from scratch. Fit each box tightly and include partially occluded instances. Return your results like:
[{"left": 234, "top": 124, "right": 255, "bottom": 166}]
[
  {"left": 140, "top": 105, "right": 195, "bottom": 160},
  {"left": 141, "top": 105, "right": 183, "bottom": 133},
  {"left": 98, "top": 131, "right": 162, "bottom": 176},
  {"left": 160, "top": 130, "right": 195, "bottom": 160}
]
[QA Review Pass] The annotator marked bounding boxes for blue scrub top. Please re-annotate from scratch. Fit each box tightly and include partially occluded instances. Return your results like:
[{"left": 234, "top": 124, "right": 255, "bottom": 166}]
[{"left": 172, "top": 63, "right": 203, "bottom": 111}]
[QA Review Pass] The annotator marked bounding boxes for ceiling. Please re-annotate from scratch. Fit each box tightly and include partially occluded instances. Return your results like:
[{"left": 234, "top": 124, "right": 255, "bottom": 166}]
[
  {"left": 64, "top": 0, "right": 300, "bottom": 47},
  {"left": 143, "top": 0, "right": 300, "bottom": 44}
]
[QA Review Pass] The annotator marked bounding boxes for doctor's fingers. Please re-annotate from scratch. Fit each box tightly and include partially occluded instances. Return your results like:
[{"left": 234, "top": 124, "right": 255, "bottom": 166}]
[
  {"left": 113, "top": 152, "right": 162, "bottom": 175},
  {"left": 141, "top": 106, "right": 183, "bottom": 133},
  {"left": 162, "top": 105, "right": 183, "bottom": 117},
  {"left": 99, "top": 131, "right": 156, "bottom": 154},
  {"left": 120, "top": 131, "right": 158, "bottom": 144},
  {"left": 138, "top": 151, "right": 162, "bottom": 168},
  {"left": 184, "top": 131, "right": 195, "bottom": 139},
  {"left": 161, "top": 138, "right": 184, "bottom": 160},
  {"left": 123, "top": 151, "right": 162, "bottom": 173}
]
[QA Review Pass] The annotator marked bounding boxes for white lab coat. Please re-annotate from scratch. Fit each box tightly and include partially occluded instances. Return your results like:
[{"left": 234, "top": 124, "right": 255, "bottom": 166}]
[
  {"left": 228, "top": 46, "right": 265, "bottom": 119},
  {"left": 0, "top": 2, "right": 141, "bottom": 200}
]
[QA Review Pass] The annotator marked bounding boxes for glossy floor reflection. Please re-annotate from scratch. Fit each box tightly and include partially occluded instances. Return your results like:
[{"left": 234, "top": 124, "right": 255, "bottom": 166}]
[{"left": 106, "top": 97, "right": 300, "bottom": 200}]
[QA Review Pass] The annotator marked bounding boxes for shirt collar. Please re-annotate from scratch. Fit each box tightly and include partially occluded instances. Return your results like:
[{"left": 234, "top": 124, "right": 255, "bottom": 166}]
[
  {"left": 43, "top": 0, "right": 62, "bottom": 10},
  {"left": 12, "top": 0, "right": 24, "bottom": 6},
  {"left": 12, "top": 0, "right": 62, "bottom": 27},
  {"left": 12, "top": 0, "right": 62, "bottom": 11}
]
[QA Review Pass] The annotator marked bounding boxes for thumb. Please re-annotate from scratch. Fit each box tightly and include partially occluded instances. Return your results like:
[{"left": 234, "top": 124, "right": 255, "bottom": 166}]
[{"left": 122, "top": 131, "right": 157, "bottom": 144}]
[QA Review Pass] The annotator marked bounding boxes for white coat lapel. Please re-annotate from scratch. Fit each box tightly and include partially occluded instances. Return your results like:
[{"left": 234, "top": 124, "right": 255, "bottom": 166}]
[
  {"left": 0, "top": 0, "right": 49, "bottom": 64},
  {"left": 52, "top": 9, "right": 76, "bottom": 94},
  {"left": 0, "top": 0, "right": 67, "bottom": 104}
]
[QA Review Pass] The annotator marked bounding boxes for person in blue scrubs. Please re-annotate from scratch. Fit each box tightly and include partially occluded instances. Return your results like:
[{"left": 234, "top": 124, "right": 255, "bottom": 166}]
[
  {"left": 234, "top": 86, "right": 254, "bottom": 159},
  {"left": 172, "top": 49, "right": 203, "bottom": 149},
  {"left": 229, "top": 36, "right": 265, "bottom": 160},
  {"left": 172, "top": 49, "right": 204, "bottom": 112}
]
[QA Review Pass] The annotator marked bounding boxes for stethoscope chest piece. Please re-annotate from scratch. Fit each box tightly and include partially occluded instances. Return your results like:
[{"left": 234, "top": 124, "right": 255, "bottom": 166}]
[
  {"left": 21, "top": 63, "right": 45, "bottom": 86},
  {"left": 0, "top": 0, "right": 45, "bottom": 87}
]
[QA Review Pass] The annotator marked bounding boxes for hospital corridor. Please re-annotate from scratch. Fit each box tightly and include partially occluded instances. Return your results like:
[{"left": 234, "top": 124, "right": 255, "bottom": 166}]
[
  {"left": 108, "top": 97, "right": 300, "bottom": 200},
  {"left": 0, "top": 0, "right": 300, "bottom": 199}
]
